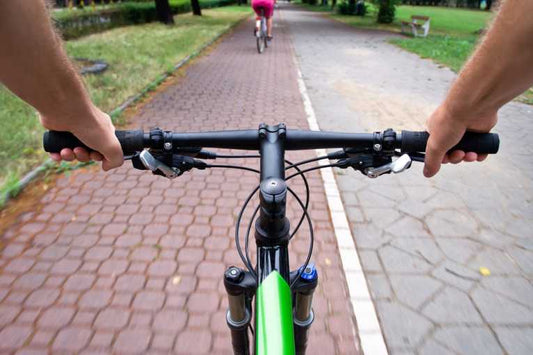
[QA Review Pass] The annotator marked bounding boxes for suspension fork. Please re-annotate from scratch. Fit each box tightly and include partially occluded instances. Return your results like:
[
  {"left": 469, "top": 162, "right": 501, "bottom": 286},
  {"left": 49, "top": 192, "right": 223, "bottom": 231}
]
[{"left": 224, "top": 124, "right": 317, "bottom": 354}]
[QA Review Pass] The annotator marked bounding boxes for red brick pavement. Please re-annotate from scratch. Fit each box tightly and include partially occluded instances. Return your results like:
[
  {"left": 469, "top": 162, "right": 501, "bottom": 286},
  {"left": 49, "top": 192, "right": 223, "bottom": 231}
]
[{"left": 0, "top": 15, "right": 360, "bottom": 355}]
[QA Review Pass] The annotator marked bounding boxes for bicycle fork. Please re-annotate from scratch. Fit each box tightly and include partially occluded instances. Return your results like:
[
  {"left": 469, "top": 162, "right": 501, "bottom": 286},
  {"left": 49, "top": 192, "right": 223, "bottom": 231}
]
[{"left": 224, "top": 265, "right": 318, "bottom": 355}]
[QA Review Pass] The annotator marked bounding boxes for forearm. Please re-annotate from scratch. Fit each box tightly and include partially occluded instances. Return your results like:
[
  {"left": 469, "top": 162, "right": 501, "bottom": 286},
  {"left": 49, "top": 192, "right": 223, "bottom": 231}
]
[
  {"left": 0, "top": 0, "right": 93, "bottom": 125},
  {"left": 444, "top": 0, "right": 533, "bottom": 117}
]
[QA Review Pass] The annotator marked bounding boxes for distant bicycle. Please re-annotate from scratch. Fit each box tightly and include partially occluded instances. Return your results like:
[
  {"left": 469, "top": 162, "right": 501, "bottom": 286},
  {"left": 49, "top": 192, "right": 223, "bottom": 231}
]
[{"left": 255, "top": 8, "right": 268, "bottom": 54}]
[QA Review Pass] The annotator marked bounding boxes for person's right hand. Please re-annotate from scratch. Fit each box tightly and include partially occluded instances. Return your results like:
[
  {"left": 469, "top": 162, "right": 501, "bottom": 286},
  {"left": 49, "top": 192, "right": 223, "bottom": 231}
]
[
  {"left": 424, "top": 104, "right": 497, "bottom": 178},
  {"left": 40, "top": 105, "right": 124, "bottom": 171}
]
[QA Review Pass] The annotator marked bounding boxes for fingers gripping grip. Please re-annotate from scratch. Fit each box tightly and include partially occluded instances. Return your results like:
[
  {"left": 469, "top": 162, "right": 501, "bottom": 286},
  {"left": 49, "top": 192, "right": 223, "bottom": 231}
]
[
  {"left": 401, "top": 131, "right": 500, "bottom": 154},
  {"left": 43, "top": 130, "right": 145, "bottom": 154}
]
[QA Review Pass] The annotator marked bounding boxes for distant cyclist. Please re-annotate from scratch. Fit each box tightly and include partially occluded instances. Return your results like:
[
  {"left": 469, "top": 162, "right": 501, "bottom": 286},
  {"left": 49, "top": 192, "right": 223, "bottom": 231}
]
[{"left": 252, "top": 0, "right": 275, "bottom": 40}]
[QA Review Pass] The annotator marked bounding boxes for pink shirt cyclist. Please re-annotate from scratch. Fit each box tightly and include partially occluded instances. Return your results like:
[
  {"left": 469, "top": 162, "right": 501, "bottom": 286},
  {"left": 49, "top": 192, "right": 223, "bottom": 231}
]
[{"left": 252, "top": 0, "right": 275, "bottom": 39}]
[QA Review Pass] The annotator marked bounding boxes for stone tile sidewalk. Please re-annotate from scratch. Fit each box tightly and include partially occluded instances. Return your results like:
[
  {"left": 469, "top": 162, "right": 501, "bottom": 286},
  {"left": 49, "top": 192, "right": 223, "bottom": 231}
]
[
  {"left": 285, "top": 6, "right": 533, "bottom": 355},
  {"left": 0, "top": 14, "right": 359, "bottom": 355}
]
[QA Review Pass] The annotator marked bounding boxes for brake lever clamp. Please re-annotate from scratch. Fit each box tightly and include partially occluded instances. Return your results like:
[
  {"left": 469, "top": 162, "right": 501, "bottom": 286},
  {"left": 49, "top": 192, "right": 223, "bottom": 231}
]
[{"left": 364, "top": 154, "right": 412, "bottom": 178}]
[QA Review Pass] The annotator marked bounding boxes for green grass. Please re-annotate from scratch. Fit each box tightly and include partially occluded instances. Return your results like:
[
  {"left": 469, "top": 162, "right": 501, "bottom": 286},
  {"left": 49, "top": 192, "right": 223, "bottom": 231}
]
[
  {"left": 391, "top": 34, "right": 478, "bottom": 72},
  {"left": 0, "top": 6, "right": 251, "bottom": 196}
]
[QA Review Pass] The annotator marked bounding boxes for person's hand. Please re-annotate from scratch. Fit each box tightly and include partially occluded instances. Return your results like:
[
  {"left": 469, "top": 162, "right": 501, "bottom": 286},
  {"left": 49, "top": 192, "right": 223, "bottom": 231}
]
[
  {"left": 40, "top": 105, "right": 123, "bottom": 171},
  {"left": 424, "top": 104, "right": 497, "bottom": 178}
]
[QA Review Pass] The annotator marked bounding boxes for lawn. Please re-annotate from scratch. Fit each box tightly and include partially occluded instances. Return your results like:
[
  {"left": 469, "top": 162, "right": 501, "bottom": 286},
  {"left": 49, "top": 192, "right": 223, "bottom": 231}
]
[{"left": 0, "top": 6, "right": 252, "bottom": 199}]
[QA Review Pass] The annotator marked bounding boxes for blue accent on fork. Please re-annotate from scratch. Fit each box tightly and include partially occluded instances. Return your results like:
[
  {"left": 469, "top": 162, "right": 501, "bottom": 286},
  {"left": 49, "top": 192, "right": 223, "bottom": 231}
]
[{"left": 299, "top": 263, "right": 317, "bottom": 282}]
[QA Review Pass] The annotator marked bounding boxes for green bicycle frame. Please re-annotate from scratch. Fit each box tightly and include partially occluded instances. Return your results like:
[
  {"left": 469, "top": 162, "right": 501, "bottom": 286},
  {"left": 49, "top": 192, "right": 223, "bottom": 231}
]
[{"left": 256, "top": 271, "right": 295, "bottom": 355}]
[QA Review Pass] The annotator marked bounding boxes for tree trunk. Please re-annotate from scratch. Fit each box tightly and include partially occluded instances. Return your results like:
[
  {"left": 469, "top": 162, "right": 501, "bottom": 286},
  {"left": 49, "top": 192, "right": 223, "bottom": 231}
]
[
  {"left": 191, "top": 0, "right": 202, "bottom": 16},
  {"left": 155, "top": 0, "right": 175, "bottom": 24}
]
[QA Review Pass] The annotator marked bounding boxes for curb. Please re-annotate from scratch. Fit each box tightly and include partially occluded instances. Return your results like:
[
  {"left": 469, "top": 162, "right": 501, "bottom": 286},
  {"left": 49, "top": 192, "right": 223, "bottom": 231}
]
[{"left": 0, "top": 13, "right": 250, "bottom": 208}]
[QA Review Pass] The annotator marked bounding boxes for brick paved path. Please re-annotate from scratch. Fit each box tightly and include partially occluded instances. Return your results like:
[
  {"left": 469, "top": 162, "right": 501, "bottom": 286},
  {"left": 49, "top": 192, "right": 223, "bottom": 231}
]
[
  {"left": 285, "top": 6, "right": 533, "bottom": 355},
  {"left": 0, "top": 13, "right": 359, "bottom": 355}
]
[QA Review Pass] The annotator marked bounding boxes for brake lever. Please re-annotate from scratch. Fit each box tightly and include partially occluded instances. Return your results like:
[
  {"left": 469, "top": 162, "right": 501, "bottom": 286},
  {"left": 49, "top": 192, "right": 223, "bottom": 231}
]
[
  {"left": 364, "top": 154, "right": 412, "bottom": 178},
  {"left": 138, "top": 150, "right": 181, "bottom": 179}
]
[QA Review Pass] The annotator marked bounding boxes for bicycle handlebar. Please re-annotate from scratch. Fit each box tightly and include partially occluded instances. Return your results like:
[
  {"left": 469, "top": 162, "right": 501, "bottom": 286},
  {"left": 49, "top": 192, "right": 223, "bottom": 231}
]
[{"left": 43, "top": 128, "right": 499, "bottom": 155}]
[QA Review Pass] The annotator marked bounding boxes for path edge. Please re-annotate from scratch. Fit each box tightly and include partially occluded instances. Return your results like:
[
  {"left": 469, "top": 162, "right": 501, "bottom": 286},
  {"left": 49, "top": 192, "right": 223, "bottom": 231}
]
[{"left": 284, "top": 9, "right": 389, "bottom": 355}]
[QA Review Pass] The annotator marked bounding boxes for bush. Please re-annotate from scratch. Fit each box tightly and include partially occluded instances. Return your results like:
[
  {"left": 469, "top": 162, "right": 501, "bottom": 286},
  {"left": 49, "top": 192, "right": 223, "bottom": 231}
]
[
  {"left": 377, "top": 0, "right": 395, "bottom": 23},
  {"left": 54, "top": 0, "right": 235, "bottom": 39},
  {"left": 337, "top": 0, "right": 367, "bottom": 15}
]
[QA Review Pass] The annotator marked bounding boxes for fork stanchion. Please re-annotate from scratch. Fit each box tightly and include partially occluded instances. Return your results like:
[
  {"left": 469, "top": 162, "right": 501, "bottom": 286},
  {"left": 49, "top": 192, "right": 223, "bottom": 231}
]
[
  {"left": 292, "top": 264, "right": 318, "bottom": 355},
  {"left": 224, "top": 267, "right": 256, "bottom": 355}
]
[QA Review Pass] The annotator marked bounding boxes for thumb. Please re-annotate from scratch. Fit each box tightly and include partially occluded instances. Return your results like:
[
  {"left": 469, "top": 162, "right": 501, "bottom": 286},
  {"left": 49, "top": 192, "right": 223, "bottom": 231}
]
[
  {"left": 99, "top": 134, "right": 124, "bottom": 171},
  {"left": 424, "top": 137, "right": 446, "bottom": 178}
]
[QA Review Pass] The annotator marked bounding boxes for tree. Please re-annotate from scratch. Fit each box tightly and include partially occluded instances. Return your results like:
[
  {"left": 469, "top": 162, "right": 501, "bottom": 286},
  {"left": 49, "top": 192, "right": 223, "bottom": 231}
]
[
  {"left": 191, "top": 0, "right": 202, "bottom": 16},
  {"left": 155, "top": 0, "right": 174, "bottom": 24},
  {"left": 377, "top": 0, "right": 395, "bottom": 24}
]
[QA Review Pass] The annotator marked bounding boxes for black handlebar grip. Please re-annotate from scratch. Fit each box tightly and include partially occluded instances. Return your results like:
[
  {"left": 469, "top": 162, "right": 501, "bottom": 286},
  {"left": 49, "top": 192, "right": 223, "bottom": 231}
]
[
  {"left": 401, "top": 131, "right": 499, "bottom": 154},
  {"left": 43, "top": 130, "right": 145, "bottom": 154}
]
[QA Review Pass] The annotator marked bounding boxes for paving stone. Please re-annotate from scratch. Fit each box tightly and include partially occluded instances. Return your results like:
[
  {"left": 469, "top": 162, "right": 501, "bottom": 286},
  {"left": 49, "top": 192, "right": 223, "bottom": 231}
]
[
  {"left": 361, "top": 208, "right": 401, "bottom": 228},
  {"left": 79, "top": 290, "right": 113, "bottom": 309},
  {"left": 385, "top": 216, "right": 431, "bottom": 238},
  {"left": 433, "top": 326, "right": 503, "bottom": 355},
  {"left": 471, "top": 287, "right": 533, "bottom": 324},
  {"left": 40, "top": 245, "right": 69, "bottom": 261},
  {"left": 64, "top": 274, "right": 96, "bottom": 291},
  {"left": 379, "top": 246, "right": 433, "bottom": 274},
  {"left": 12, "top": 273, "right": 47, "bottom": 290},
  {"left": 422, "top": 287, "right": 482, "bottom": 323},
  {"left": 482, "top": 276, "right": 533, "bottom": 308},
  {"left": 352, "top": 225, "right": 392, "bottom": 249},
  {"left": 390, "top": 238, "right": 443, "bottom": 265},
  {"left": 98, "top": 259, "right": 129, "bottom": 275},
  {"left": 114, "top": 329, "right": 151, "bottom": 353},
  {"left": 50, "top": 258, "right": 82, "bottom": 275},
  {"left": 0, "top": 325, "right": 33, "bottom": 351},
  {"left": 153, "top": 309, "right": 187, "bottom": 333},
  {"left": 175, "top": 330, "right": 212, "bottom": 354},
  {"left": 468, "top": 249, "right": 521, "bottom": 275},
  {"left": 115, "top": 274, "right": 146, "bottom": 292},
  {"left": 25, "top": 288, "right": 60, "bottom": 308},
  {"left": 94, "top": 308, "right": 130, "bottom": 329},
  {"left": 506, "top": 246, "right": 533, "bottom": 274},
  {"left": 419, "top": 339, "right": 454, "bottom": 355},
  {"left": 38, "top": 307, "right": 75, "bottom": 328},
  {"left": 367, "top": 275, "right": 392, "bottom": 300},
  {"left": 376, "top": 301, "right": 433, "bottom": 349},
  {"left": 389, "top": 275, "right": 442, "bottom": 310},
  {"left": 4, "top": 258, "right": 36, "bottom": 274},
  {"left": 471, "top": 229, "right": 515, "bottom": 250},
  {"left": 358, "top": 250, "right": 382, "bottom": 272},
  {"left": 52, "top": 327, "right": 92, "bottom": 352},
  {"left": 147, "top": 260, "right": 177, "bottom": 277},
  {"left": 397, "top": 199, "right": 430, "bottom": 219},
  {"left": 432, "top": 261, "right": 480, "bottom": 291},
  {"left": 0, "top": 305, "right": 21, "bottom": 326},
  {"left": 493, "top": 327, "right": 533, "bottom": 355},
  {"left": 132, "top": 291, "right": 165, "bottom": 311},
  {"left": 436, "top": 238, "right": 483, "bottom": 264},
  {"left": 357, "top": 190, "right": 396, "bottom": 208},
  {"left": 426, "top": 210, "right": 478, "bottom": 238}
]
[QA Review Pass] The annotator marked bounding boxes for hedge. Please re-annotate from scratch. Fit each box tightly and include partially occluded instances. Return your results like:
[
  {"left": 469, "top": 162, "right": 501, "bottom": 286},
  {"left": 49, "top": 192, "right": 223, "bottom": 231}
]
[{"left": 53, "top": 0, "right": 235, "bottom": 39}]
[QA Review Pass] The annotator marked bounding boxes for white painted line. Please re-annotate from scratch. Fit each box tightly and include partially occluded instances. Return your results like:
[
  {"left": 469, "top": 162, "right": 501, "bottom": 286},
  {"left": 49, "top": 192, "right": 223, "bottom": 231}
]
[{"left": 292, "top": 54, "right": 389, "bottom": 355}]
